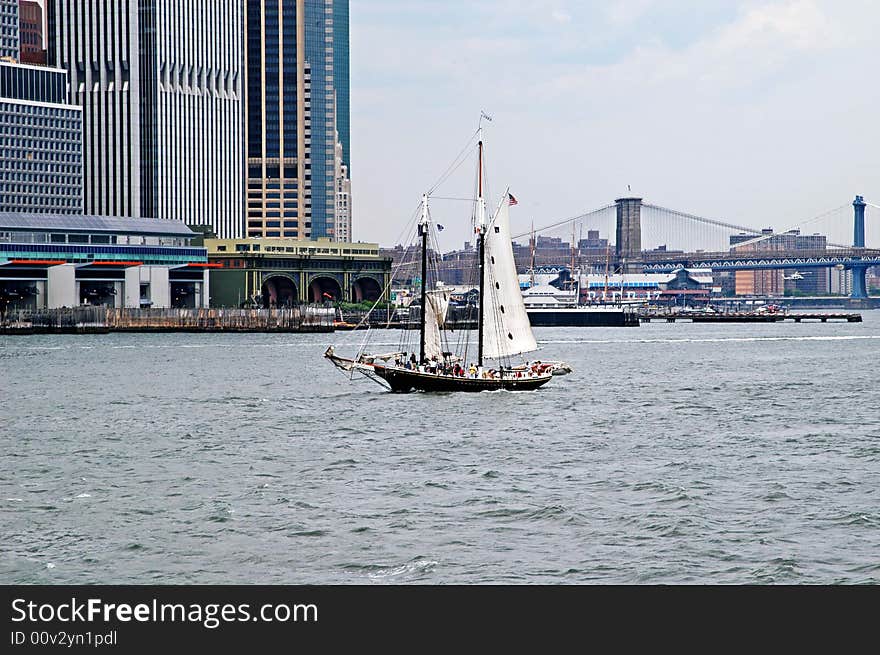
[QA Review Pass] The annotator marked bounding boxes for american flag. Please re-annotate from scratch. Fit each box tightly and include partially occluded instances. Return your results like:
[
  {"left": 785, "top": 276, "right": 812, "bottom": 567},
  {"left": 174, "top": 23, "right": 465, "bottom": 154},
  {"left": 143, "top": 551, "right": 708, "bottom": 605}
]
[{"left": 508, "top": 193, "right": 518, "bottom": 206}]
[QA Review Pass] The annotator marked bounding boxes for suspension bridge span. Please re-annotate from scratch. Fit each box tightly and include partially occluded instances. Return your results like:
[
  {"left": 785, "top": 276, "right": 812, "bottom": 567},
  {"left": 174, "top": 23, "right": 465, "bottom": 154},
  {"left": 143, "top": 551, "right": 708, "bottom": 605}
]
[{"left": 517, "top": 195, "right": 880, "bottom": 299}]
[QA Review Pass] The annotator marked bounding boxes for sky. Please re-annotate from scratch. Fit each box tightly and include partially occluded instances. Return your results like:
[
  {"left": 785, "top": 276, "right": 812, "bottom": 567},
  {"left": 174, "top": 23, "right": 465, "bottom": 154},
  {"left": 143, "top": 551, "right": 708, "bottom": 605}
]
[{"left": 350, "top": 0, "right": 880, "bottom": 250}]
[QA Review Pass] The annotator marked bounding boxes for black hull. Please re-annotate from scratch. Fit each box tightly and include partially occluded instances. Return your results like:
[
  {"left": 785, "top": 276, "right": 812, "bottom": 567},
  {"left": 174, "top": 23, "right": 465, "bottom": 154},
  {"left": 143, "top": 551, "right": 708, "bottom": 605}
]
[
  {"left": 373, "top": 365, "right": 553, "bottom": 393},
  {"left": 527, "top": 309, "right": 639, "bottom": 327}
]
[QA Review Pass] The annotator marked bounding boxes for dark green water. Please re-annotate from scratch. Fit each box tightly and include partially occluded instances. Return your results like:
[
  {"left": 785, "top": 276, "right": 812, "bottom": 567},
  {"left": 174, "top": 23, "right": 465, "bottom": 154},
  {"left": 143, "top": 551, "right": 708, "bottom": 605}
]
[{"left": 2, "top": 313, "right": 879, "bottom": 583}]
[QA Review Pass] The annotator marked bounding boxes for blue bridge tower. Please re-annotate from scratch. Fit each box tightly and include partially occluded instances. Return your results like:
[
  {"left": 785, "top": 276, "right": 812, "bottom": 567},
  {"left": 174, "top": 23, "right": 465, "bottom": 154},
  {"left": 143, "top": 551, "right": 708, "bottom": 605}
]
[{"left": 850, "top": 195, "right": 868, "bottom": 299}]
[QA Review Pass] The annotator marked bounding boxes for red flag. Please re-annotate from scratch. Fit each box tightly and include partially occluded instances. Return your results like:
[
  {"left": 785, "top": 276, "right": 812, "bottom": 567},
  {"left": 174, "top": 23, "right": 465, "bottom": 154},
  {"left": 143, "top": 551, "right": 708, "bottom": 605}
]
[{"left": 508, "top": 193, "right": 518, "bottom": 206}]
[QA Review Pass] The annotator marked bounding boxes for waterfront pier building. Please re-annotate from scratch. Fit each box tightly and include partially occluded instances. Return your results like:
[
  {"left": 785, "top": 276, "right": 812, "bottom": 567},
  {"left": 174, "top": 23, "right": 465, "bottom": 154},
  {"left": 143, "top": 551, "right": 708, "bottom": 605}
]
[
  {"left": 204, "top": 237, "right": 389, "bottom": 307},
  {"left": 0, "top": 214, "right": 209, "bottom": 311}
]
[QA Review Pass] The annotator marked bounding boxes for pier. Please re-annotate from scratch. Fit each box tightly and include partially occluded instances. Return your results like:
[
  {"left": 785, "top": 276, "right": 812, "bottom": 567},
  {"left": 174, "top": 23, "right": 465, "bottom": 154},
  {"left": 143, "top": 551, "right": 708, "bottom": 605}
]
[
  {"left": 639, "top": 311, "right": 862, "bottom": 323},
  {"left": 0, "top": 306, "right": 335, "bottom": 334}
]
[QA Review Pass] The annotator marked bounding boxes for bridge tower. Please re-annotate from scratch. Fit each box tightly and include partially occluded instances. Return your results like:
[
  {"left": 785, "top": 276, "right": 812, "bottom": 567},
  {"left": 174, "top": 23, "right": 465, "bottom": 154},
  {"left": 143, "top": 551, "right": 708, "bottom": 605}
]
[
  {"left": 850, "top": 195, "right": 868, "bottom": 298},
  {"left": 615, "top": 197, "right": 642, "bottom": 272},
  {"left": 853, "top": 195, "right": 866, "bottom": 247}
]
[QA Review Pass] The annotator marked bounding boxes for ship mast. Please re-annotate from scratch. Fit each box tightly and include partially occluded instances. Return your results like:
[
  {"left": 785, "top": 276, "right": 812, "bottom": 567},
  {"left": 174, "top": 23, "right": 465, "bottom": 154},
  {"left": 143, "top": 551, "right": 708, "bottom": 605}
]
[
  {"left": 529, "top": 220, "right": 536, "bottom": 289},
  {"left": 419, "top": 193, "right": 429, "bottom": 365},
  {"left": 477, "top": 136, "right": 486, "bottom": 368},
  {"left": 603, "top": 242, "right": 610, "bottom": 303}
]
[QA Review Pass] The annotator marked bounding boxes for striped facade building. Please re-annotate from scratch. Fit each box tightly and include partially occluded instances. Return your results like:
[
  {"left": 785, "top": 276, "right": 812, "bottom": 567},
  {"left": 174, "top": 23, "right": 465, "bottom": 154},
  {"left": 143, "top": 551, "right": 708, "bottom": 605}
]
[{"left": 48, "top": 1, "right": 245, "bottom": 238}]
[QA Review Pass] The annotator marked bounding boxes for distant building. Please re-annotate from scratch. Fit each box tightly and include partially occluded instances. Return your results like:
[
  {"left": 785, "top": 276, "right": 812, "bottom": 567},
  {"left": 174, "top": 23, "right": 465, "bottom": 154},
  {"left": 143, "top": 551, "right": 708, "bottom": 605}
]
[
  {"left": 48, "top": 1, "right": 245, "bottom": 238},
  {"left": 244, "top": 0, "right": 350, "bottom": 241},
  {"left": 334, "top": 136, "right": 352, "bottom": 243},
  {"left": 827, "top": 266, "right": 852, "bottom": 296},
  {"left": 18, "top": 1, "right": 45, "bottom": 65},
  {"left": 578, "top": 230, "right": 608, "bottom": 252},
  {"left": 730, "top": 229, "right": 829, "bottom": 296}
]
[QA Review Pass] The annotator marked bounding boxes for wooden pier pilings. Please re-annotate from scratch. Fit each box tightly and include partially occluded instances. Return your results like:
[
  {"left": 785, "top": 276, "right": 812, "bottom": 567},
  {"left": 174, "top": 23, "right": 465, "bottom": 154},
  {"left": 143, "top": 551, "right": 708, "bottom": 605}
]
[
  {"left": 639, "top": 312, "right": 862, "bottom": 323},
  {"left": 0, "top": 306, "right": 335, "bottom": 334}
]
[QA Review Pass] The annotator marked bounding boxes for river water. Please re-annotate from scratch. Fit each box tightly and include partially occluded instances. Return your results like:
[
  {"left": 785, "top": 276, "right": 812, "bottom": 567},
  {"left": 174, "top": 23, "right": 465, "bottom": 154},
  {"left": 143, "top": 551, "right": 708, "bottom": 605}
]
[{"left": 2, "top": 312, "right": 879, "bottom": 584}]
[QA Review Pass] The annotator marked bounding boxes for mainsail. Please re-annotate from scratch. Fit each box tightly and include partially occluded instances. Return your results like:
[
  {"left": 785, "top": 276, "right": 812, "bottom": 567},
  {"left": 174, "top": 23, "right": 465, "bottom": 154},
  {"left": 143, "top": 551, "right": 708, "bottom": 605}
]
[
  {"left": 482, "top": 196, "right": 538, "bottom": 359},
  {"left": 423, "top": 289, "right": 450, "bottom": 360}
]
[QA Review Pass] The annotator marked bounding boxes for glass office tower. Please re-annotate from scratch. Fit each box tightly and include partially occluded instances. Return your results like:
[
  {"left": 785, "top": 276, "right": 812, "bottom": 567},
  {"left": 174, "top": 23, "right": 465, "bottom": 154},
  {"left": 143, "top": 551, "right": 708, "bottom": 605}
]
[{"left": 246, "top": 0, "right": 350, "bottom": 240}]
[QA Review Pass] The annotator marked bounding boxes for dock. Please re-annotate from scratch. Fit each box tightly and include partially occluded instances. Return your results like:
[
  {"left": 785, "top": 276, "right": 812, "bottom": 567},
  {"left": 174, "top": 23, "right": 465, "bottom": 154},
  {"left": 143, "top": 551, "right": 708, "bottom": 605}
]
[
  {"left": 640, "top": 312, "right": 862, "bottom": 323},
  {"left": 1, "top": 306, "right": 335, "bottom": 334}
]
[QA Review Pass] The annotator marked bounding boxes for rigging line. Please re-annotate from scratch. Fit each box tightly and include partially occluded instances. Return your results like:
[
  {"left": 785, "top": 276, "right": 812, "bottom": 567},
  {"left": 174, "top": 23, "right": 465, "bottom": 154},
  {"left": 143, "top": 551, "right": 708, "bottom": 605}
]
[
  {"left": 430, "top": 196, "right": 478, "bottom": 202},
  {"left": 727, "top": 204, "right": 850, "bottom": 250},
  {"left": 337, "top": 208, "right": 423, "bottom": 351},
  {"left": 511, "top": 204, "right": 616, "bottom": 240},
  {"left": 427, "top": 128, "right": 481, "bottom": 195},
  {"left": 640, "top": 203, "right": 764, "bottom": 234}
]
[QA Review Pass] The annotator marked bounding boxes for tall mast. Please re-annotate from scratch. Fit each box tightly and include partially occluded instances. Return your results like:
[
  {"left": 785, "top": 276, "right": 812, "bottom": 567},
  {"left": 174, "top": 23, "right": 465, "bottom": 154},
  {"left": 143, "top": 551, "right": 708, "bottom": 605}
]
[
  {"left": 529, "top": 220, "right": 536, "bottom": 289},
  {"left": 603, "top": 242, "right": 610, "bottom": 303},
  {"left": 477, "top": 137, "right": 486, "bottom": 368},
  {"left": 419, "top": 194, "right": 429, "bottom": 365}
]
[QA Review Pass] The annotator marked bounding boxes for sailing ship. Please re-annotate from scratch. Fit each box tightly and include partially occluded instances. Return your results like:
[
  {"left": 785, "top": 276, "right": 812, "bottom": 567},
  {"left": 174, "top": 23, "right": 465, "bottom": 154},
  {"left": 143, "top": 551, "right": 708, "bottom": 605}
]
[{"left": 325, "top": 127, "right": 568, "bottom": 392}]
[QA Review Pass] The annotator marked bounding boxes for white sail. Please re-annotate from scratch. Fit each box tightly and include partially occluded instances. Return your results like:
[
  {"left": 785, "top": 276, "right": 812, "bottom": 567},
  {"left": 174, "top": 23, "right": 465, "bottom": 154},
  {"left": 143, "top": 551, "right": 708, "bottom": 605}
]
[
  {"left": 483, "top": 196, "right": 538, "bottom": 359},
  {"left": 423, "top": 289, "right": 450, "bottom": 360}
]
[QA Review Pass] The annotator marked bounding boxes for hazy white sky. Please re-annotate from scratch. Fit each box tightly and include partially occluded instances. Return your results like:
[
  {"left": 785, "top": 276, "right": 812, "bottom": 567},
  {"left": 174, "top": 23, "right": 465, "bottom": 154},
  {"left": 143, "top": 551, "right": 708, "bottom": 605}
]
[{"left": 350, "top": 0, "right": 880, "bottom": 249}]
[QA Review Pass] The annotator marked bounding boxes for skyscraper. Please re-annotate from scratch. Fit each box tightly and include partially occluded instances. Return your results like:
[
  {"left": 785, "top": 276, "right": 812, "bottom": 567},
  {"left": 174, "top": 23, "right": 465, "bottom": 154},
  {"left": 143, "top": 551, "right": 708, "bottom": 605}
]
[
  {"left": 0, "top": 1, "right": 82, "bottom": 215},
  {"left": 0, "top": 0, "right": 18, "bottom": 60},
  {"left": 245, "top": 0, "right": 350, "bottom": 240},
  {"left": 48, "top": 1, "right": 245, "bottom": 238},
  {"left": 18, "top": 1, "right": 46, "bottom": 65}
]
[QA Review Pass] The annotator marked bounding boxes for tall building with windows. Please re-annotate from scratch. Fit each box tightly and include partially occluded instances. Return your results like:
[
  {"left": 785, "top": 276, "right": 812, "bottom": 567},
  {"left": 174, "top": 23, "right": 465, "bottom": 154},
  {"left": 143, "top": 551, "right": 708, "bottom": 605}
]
[
  {"left": 48, "top": 1, "right": 245, "bottom": 238},
  {"left": 245, "top": 0, "right": 350, "bottom": 241},
  {"left": 18, "top": 1, "right": 45, "bottom": 65},
  {"left": 0, "top": 0, "right": 18, "bottom": 60},
  {"left": 730, "top": 229, "right": 830, "bottom": 295},
  {"left": 334, "top": 136, "right": 351, "bottom": 243},
  {"left": 0, "top": 13, "right": 82, "bottom": 214}
]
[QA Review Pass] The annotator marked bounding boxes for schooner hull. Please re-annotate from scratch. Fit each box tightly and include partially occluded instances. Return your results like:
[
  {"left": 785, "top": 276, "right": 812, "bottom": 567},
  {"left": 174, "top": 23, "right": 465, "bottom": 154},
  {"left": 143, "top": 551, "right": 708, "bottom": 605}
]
[{"left": 372, "top": 365, "right": 553, "bottom": 393}]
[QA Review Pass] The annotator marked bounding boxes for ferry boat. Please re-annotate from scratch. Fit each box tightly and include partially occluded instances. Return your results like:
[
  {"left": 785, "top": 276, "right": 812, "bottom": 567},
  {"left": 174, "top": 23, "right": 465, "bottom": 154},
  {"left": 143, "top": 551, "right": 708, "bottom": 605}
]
[{"left": 522, "top": 282, "right": 639, "bottom": 327}]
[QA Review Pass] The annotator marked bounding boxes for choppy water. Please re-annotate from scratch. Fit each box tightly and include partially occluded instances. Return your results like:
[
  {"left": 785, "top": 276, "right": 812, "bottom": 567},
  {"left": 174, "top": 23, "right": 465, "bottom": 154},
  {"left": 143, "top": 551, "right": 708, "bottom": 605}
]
[{"left": 2, "top": 312, "right": 879, "bottom": 584}]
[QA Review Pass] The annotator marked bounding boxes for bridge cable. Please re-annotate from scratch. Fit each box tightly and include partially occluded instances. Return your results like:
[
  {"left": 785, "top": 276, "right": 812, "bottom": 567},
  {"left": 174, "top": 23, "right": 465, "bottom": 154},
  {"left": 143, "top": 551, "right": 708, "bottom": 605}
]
[
  {"left": 511, "top": 204, "right": 616, "bottom": 240},
  {"left": 726, "top": 204, "right": 850, "bottom": 250},
  {"left": 640, "top": 203, "right": 763, "bottom": 235}
]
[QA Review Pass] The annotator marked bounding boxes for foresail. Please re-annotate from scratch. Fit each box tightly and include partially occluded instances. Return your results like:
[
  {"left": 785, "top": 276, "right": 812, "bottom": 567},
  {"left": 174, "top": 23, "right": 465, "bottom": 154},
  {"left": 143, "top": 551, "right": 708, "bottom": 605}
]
[
  {"left": 483, "top": 197, "right": 538, "bottom": 359},
  {"left": 424, "top": 289, "right": 450, "bottom": 359}
]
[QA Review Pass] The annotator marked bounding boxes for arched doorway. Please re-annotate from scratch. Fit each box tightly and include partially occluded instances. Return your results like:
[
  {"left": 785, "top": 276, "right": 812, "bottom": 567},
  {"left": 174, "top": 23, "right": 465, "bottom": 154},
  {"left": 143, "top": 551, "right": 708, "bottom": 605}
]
[
  {"left": 308, "top": 276, "right": 342, "bottom": 303},
  {"left": 261, "top": 276, "right": 299, "bottom": 308},
  {"left": 352, "top": 277, "right": 382, "bottom": 303}
]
